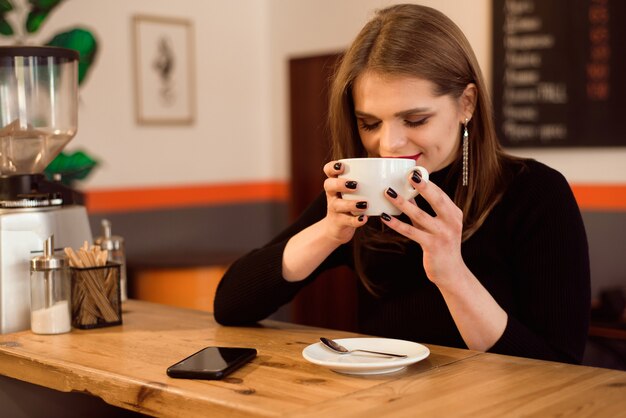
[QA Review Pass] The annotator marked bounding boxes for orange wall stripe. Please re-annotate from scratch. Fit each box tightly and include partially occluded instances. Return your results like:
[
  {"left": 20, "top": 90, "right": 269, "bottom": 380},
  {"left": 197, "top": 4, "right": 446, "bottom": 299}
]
[
  {"left": 571, "top": 184, "right": 626, "bottom": 211},
  {"left": 85, "top": 181, "right": 289, "bottom": 214},
  {"left": 84, "top": 181, "right": 626, "bottom": 214}
]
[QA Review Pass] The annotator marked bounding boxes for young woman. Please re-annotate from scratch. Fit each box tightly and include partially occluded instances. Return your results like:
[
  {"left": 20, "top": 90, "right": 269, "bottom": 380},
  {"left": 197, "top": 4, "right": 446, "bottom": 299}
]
[{"left": 214, "top": 4, "right": 590, "bottom": 364}]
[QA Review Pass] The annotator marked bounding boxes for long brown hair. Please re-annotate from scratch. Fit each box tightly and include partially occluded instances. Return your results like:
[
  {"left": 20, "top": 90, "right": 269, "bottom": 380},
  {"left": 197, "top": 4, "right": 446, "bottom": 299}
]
[{"left": 328, "top": 4, "right": 516, "bottom": 293}]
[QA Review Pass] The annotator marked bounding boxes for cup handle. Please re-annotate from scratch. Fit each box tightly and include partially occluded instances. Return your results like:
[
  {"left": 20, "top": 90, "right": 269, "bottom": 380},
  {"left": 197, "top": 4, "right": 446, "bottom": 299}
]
[{"left": 405, "top": 166, "right": 429, "bottom": 199}]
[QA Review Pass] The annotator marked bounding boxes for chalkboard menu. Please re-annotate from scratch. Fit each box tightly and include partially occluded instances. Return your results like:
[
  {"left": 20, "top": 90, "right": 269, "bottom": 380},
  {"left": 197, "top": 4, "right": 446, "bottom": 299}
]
[{"left": 492, "top": 0, "right": 626, "bottom": 147}]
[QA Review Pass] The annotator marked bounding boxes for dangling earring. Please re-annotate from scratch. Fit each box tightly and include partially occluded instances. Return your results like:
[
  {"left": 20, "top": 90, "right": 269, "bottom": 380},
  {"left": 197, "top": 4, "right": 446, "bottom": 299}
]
[{"left": 462, "top": 118, "right": 469, "bottom": 187}]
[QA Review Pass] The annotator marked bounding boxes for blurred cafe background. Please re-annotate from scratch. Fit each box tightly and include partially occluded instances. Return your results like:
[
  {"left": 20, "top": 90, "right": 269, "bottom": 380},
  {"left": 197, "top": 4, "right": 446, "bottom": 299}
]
[{"left": 1, "top": 0, "right": 624, "bottom": 369}]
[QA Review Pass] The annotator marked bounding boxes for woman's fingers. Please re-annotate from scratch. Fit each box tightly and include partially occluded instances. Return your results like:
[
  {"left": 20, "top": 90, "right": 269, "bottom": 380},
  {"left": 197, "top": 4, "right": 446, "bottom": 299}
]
[
  {"left": 324, "top": 177, "right": 361, "bottom": 198},
  {"left": 383, "top": 187, "right": 435, "bottom": 234},
  {"left": 329, "top": 194, "right": 368, "bottom": 214},
  {"left": 351, "top": 213, "right": 368, "bottom": 226},
  {"left": 323, "top": 160, "right": 344, "bottom": 177},
  {"left": 323, "top": 160, "right": 368, "bottom": 223},
  {"left": 382, "top": 179, "right": 463, "bottom": 250},
  {"left": 381, "top": 208, "right": 429, "bottom": 244},
  {"left": 409, "top": 170, "right": 460, "bottom": 220}
]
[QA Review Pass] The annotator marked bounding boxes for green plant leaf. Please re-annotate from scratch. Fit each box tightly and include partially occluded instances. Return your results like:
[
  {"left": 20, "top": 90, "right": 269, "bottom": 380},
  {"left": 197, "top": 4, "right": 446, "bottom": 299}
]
[
  {"left": 0, "top": 0, "right": 13, "bottom": 13},
  {"left": 26, "top": 0, "right": 64, "bottom": 33},
  {"left": 45, "top": 28, "right": 98, "bottom": 84},
  {"left": 0, "top": 0, "right": 13, "bottom": 36},
  {"left": 25, "top": 11, "right": 45, "bottom": 33},
  {"left": 45, "top": 150, "right": 99, "bottom": 186},
  {"left": 0, "top": 17, "right": 13, "bottom": 35},
  {"left": 29, "top": 0, "right": 61, "bottom": 7}
]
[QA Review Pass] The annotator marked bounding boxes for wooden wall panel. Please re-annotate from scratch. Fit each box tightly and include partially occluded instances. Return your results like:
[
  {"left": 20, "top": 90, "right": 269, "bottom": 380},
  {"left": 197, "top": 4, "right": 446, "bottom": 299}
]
[{"left": 289, "top": 53, "right": 358, "bottom": 332}]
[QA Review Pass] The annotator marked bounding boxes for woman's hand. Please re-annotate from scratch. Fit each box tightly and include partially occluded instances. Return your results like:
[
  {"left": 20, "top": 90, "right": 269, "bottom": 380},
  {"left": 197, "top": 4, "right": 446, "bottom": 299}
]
[
  {"left": 281, "top": 160, "right": 368, "bottom": 282},
  {"left": 381, "top": 170, "right": 508, "bottom": 351},
  {"left": 321, "top": 161, "right": 368, "bottom": 244},
  {"left": 380, "top": 170, "right": 465, "bottom": 289}
]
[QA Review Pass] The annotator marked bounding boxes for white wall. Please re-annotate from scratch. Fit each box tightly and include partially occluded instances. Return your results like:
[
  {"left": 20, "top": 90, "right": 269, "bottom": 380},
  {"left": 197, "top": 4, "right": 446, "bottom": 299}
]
[
  {"left": 1, "top": 0, "right": 624, "bottom": 191},
  {"left": 2, "top": 0, "right": 274, "bottom": 189}
]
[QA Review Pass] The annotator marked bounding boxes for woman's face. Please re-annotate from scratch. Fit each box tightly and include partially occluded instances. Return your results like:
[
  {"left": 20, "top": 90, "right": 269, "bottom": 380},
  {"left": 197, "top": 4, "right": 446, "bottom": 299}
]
[{"left": 352, "top": 71, "right": 474, "bottom": 173}]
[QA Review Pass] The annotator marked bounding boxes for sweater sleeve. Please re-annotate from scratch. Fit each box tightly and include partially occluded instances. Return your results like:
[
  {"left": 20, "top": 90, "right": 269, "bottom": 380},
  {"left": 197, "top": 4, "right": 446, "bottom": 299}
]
[
  {"left": 489, "top": 161, "right": 591, "bottom": 364},
  {"left": 213, "top": 192, "right": 349, "bottom": 325}
]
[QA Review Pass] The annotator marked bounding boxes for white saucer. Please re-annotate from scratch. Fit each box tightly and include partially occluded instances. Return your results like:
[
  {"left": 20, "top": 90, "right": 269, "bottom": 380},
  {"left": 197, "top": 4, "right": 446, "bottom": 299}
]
[{"left": 302, "top": 338, "right": 430, "bottom": 375}]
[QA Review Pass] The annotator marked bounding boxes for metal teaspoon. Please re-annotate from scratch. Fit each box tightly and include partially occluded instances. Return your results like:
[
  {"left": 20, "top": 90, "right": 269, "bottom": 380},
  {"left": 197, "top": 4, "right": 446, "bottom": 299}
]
[{"left": 320, "top": 337, "right": 408, "bottom": 358}]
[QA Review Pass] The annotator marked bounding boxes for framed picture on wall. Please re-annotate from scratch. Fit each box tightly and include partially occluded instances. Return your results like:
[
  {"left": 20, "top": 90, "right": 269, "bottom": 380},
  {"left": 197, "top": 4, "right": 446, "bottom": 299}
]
[{"left": 132, "top": 15, "right": 196, "bottom": 125}]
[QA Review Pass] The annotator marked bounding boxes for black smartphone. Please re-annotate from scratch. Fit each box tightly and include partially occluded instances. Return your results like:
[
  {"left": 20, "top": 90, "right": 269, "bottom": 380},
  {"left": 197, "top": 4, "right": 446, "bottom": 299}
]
[{"left": 166, "top": 346, "right": 257, "bottom": 380}]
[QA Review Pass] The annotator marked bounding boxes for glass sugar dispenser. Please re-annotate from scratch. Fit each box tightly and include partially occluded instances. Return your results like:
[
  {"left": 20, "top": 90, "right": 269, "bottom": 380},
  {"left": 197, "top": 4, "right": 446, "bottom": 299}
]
[
  {"left": 30, "top": 235, "right": 71, "bottom": 334},
  {"left": 94, "top": 219, "right": 127, "bottom": 301}
]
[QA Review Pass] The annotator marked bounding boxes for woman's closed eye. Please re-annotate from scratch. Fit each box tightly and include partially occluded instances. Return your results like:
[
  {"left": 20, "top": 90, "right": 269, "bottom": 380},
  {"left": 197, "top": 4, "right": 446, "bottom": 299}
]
[
  {"left": 404, "top": 117, "right": 429, "bottom": 128},
  {"left": 357, "top": 116, "right": 429, "bottom": 131},
  {"left": 358, "top": 119, "right": 381, "bottom": 131}
]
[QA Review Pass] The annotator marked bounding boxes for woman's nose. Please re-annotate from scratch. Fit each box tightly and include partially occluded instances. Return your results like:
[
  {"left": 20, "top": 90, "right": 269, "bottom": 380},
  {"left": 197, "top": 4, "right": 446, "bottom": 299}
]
[{"left": 378, "top": 123, "right": 407, "bottom": 155}]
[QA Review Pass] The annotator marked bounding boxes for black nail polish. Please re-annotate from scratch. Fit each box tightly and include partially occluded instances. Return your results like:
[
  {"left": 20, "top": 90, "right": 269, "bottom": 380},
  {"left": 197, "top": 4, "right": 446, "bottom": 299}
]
[
  {"left": 412, "top": 170, "right": 422, "bottom": 183},
  {"left": 333, "top": 162, "right": 342, "bottom": 170},
  {"left": 356, "top": 201, "right": 367, "bottom": 209},
  {"left": 386, "top": 188, "right": 398, "bottom": 198},
  {"left": 358, "top": 215, "right": 364, "bottom": 222},
  {"left": 345, "top": 181, "right": 357, "bottom": 189},
  {"left": 381, "top": 213, "right": 392, "bottom": 221}
]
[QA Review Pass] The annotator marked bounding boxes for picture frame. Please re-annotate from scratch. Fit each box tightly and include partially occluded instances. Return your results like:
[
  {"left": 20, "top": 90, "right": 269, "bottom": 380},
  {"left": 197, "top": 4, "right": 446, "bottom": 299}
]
[{"left": 132, "top": 15, "right": 195, "bottom": 125}]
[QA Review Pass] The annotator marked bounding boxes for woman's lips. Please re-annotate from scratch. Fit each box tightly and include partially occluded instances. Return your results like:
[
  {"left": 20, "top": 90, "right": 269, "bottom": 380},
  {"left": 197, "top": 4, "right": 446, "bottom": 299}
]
[{"left": 390, "top": 153, "right": 422, "bottom": 161}]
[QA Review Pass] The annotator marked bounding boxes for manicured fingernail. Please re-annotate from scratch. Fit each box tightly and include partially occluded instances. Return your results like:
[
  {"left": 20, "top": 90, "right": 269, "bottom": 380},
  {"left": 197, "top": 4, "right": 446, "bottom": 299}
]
[
  {"left": 356, "top": 201, "right": 367, "bottom": 209},
  {"left": 345, "top": 181, "right": 357, "bottom": 189},
  {"left": 386, "top": 187, "right": 398, "bottom": 198},
  {"left": 412, "top": 170, "right": 422, "bottom": 183},
  {"left": 358, "top": 215, "right": 364, "bottom": 222},
  {"left": 334, "top": 162, "right": 342, "bottom": 170},
  {"left": 381, "top": 212, "right": 392, "bottom": 221}
]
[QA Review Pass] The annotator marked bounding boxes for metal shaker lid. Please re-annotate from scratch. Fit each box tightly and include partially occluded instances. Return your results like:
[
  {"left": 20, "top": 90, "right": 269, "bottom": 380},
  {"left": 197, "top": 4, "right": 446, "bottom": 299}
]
[
  {"left": 31, "top": 235, "right": 68, "bottom": 271},
  {"left": 94, "top": 219, "right": 124, "bottom": 251}
]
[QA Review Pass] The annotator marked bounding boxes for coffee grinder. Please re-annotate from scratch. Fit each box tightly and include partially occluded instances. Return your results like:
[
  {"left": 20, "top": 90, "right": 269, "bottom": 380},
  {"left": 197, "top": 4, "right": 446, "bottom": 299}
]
[{"left": 0, "top": 46, "right": 92, "bottom": 334}]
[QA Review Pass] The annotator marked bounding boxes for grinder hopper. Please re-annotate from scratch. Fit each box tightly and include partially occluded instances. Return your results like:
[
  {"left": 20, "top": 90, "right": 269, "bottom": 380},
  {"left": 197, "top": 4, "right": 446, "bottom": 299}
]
[{"left": 0, "top": 46, "right": 78, "bottom": 177}]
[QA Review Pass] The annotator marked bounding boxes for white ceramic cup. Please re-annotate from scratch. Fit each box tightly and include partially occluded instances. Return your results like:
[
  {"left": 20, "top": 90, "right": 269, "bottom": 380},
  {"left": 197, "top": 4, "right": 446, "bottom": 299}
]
[{"left": 338, "top": 158, "right": 429, "bottom": 216}]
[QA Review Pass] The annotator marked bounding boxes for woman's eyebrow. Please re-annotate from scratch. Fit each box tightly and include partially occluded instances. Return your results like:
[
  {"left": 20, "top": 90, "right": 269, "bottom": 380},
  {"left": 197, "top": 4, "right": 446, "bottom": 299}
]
[
  {"left": 354, "top": 110, "right": 377, "bottom": 118},
  {"left": 394, "top": 107, "right": 432, "bottom": 117},
  {"left": 354, "top": 107, "right": 432, "bottom": 118}
]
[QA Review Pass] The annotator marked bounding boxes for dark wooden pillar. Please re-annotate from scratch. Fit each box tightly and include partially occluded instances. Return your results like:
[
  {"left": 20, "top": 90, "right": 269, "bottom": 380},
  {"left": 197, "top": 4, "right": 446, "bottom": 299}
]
[{"left": 288, "top": 53, "right": 358, "bottom": 332}]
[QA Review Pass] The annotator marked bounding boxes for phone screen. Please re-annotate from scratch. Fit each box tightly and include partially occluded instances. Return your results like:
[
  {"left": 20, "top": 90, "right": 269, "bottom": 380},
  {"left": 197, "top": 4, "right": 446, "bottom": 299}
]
[{"left": 166, "top": 346, "right": 257, "bottom": 380}]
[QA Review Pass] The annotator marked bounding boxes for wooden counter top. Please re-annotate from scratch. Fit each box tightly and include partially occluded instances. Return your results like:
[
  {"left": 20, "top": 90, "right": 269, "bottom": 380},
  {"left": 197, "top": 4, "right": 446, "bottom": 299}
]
[{"left": 0, "top": 300, "right": 625, "bottom": 417}]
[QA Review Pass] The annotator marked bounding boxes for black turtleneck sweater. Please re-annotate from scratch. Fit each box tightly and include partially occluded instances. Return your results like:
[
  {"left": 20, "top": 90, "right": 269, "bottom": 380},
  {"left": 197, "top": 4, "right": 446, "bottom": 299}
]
[{"left": 214, "top": 159, "right": 590, "bottom": 364}]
